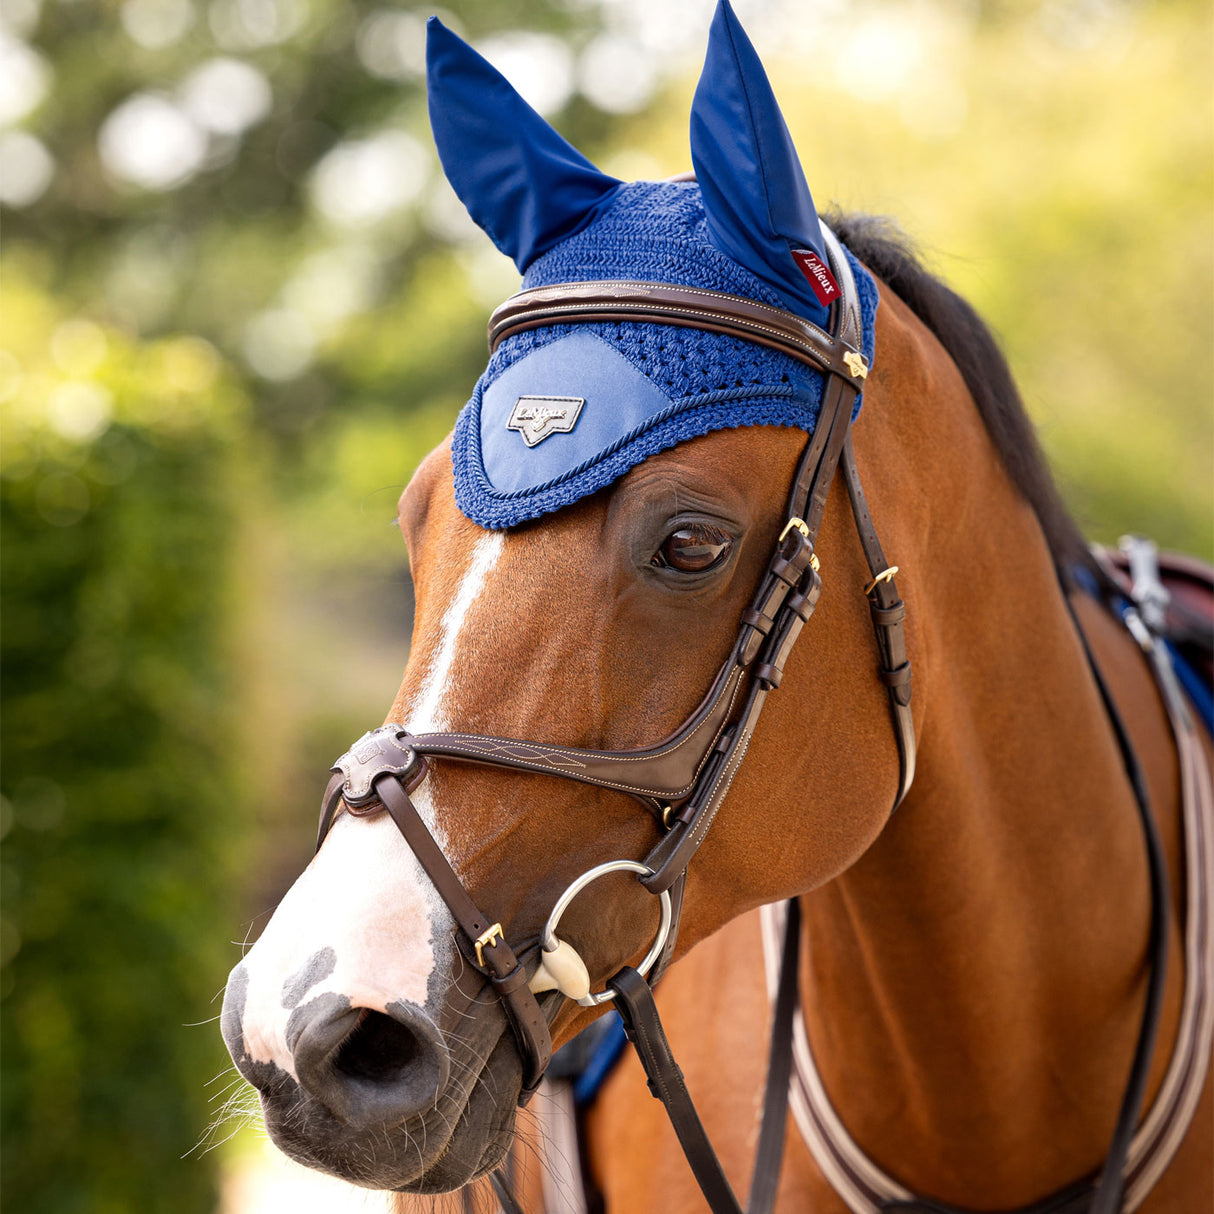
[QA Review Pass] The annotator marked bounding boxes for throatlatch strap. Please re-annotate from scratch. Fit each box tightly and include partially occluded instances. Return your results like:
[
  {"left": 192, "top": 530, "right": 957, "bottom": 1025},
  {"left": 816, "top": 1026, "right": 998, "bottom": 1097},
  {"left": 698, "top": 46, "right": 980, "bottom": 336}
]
[
  {"left": 607, "top": 898, "right": 801, "bottom": 1214},
  {"left": 840, "top": 436, "right": 916, "bottom": 810}
]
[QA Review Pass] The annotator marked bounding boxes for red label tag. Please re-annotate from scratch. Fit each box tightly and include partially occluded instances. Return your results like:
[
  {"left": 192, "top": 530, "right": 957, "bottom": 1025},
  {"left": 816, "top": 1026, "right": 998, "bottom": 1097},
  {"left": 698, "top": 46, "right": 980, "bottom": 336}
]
[{"left": 791, "top": 249, "right": 840, "bottom": 306}]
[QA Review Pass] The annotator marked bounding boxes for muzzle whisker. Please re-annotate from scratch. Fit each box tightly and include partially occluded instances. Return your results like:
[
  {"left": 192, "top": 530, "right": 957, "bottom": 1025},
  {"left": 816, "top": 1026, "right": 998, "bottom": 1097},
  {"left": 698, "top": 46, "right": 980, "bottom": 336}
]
[{"left": 186, "top": 1065, "right": 261, "bottom": 1159}]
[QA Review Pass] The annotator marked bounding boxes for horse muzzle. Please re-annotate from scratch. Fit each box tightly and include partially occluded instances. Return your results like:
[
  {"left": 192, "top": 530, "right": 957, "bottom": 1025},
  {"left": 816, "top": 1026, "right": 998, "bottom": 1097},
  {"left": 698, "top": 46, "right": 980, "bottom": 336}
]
[{"left": 221, "top": 956, "right": 527, "bottom": 1190}]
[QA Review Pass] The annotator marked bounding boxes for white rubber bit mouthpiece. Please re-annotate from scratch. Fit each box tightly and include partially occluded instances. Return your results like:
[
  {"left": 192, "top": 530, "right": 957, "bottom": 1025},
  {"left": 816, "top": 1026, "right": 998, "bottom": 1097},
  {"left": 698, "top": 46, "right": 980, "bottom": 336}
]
[{"left": 527, "top": 936, "right": 591, "bottom": 1001}]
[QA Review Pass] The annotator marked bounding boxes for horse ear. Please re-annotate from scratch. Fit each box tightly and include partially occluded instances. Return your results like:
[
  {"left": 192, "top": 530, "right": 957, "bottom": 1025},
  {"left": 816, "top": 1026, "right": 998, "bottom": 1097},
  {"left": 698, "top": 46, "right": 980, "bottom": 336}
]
[
  {"left": 425, "top": 17, "right": 621, "bottom": 272},
  {"left": 689, "top": 0, "right": 831, "bottom": 318}
]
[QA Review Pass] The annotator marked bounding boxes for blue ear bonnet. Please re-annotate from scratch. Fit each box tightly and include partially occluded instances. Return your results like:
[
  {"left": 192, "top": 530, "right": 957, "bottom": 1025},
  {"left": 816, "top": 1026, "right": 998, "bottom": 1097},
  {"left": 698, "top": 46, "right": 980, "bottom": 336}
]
[
  {"left": 431, "top": 0, "right": 879, "bottom": 530},
  {"left": 451, "top": 180, "right": 878, "bottom": 530}
]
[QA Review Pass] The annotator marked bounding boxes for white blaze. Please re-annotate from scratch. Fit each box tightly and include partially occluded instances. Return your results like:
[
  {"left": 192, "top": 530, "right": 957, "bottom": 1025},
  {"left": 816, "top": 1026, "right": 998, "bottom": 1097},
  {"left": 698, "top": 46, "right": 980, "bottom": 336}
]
[
  {"left": 237, "top": 529, "right": 507, "bottom": 1074},
  {"left": 411, "top": 529, "right": 506, "bottom": 734},
  {"left": 407, "top": 529, "right": 506, "bottom": 867}
]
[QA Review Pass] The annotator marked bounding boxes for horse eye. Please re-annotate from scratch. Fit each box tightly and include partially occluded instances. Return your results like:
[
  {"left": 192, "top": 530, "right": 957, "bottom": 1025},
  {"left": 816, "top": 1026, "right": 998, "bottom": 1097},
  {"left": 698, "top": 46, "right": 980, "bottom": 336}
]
[{"left": 652, "top": 525, "right": 733, "bottom": 573}]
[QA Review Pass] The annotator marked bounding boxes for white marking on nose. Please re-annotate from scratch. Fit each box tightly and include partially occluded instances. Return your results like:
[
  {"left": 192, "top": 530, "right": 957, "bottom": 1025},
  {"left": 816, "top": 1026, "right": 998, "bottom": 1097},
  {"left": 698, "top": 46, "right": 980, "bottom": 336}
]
[
  {"left": 237, "top": 531, "right": 507, "bottom": 1077},
  {"left": 240, "top": 813, "right": 444, "bottom": 1075}
]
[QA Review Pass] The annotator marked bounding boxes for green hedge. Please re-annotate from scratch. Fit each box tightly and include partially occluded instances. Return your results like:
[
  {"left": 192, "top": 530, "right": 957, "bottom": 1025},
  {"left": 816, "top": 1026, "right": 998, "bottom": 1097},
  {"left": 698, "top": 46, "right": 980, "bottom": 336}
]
[{"left": 1, "top": 283, "right": 251, "bottom": 1214}]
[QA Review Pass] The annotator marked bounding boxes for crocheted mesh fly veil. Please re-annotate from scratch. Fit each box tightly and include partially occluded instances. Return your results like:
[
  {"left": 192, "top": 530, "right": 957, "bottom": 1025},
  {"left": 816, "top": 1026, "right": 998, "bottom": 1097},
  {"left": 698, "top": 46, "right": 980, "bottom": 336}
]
[{"left": 427, "top": 1, "right": 879, "bottom": 530}]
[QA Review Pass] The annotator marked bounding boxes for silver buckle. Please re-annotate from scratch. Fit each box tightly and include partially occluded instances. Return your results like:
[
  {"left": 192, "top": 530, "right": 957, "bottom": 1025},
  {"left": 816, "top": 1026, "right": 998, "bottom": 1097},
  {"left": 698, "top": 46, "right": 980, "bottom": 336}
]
[
  {"left": 1119, "top": 535, "right": 1170, "bottom": 635},
  {"left": 331, "top": 724, "right": 420, "bottom": 807}
]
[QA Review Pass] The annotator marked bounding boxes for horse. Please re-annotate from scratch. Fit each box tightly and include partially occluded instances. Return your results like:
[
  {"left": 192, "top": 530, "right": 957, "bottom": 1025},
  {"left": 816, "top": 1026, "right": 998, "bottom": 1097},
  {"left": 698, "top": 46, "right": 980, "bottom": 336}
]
[{"left": 219, "top": 4, "right": 1213, "bottom": 1211}]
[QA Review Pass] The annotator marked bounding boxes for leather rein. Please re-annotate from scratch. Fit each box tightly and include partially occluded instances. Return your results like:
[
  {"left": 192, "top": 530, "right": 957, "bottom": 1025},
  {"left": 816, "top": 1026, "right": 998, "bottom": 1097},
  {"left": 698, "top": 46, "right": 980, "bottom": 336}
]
[{"left": 310, "top": 228, "right": 1169, "bottom": 1211}]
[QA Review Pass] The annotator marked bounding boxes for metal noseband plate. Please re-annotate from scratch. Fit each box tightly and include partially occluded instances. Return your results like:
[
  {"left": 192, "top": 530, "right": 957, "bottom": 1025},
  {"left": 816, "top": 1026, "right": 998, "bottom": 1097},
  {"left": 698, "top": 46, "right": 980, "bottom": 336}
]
[{"left": 331, "top": 724, "right": 421, "bottom": 808}]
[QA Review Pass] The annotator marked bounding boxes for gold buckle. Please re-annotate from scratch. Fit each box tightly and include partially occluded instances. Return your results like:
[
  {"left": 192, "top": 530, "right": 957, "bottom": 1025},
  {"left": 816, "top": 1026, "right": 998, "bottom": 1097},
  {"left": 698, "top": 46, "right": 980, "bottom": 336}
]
[
  {"left": 777, "top": 519, "right": 820, "bottom": 572},
  {"left": 661, "top": 803, "right": 676, "bottom": 830},
  {"left": 843, "top": 351, "right": 869, "bottom": 379},
  {"left": 864, "top": 566, "right": 899, "bottom": 595},
  {"left": 474, "top": 922, "right": 503, "bottom": 967}
]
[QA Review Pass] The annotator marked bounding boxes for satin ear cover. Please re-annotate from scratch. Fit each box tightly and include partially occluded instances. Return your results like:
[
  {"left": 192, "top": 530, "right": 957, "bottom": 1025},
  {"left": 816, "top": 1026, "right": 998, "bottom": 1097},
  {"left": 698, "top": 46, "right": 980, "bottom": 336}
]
[
  {"left": 690, "top": 0, "right": 831, "bottom": 325},
  {"left": 425, "top": 17, "right": 621, "bottom": 272}
]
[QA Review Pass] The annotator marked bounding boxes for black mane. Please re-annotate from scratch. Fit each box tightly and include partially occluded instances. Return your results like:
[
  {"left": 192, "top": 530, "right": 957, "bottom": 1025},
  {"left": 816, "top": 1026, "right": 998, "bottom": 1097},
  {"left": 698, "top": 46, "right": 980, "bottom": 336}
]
[{"left": 830, "top": 213, "right": 1088, "bottom": 578}]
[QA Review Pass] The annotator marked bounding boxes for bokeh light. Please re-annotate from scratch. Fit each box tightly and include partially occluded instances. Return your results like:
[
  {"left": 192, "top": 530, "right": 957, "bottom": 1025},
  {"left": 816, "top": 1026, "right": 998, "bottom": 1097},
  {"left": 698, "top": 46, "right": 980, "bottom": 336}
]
[
  {"left": 179, "top": 57, "right": 273, "bottom": 136},
  {"left": 0, "top": 130, "right": 53, "bottom": 207},
  {"left": 355, "top": 8, "right": 426, "bottom": 81},
  {"left": 0, "top": 32, "right": 50, "bottom": 125},
  {"left": 98, "top": 92, "right": 207, "bottom": 190},
  {"left": 45, "top": 382, "right": 114, "bottom": 444},
  {"left": 241, "top": 306, "right": 315, "bottom": 379},
  {"left": 308, "top": 129, "right": 428, "bottom": 228},
  {"left": 0, "top": 0, "right": 42, "bottom": 38},
  {"left": 579, "top": 33, "right": 658, "bottom": 114},
  {"left": 208, "top": 0, "right": 308, "bottom": 50},
  {"left": 477, "top": 31, "right": 575, "bottom": 116},
  {"left": 120, "top": 0, "right": 196, "bottom": 49}
]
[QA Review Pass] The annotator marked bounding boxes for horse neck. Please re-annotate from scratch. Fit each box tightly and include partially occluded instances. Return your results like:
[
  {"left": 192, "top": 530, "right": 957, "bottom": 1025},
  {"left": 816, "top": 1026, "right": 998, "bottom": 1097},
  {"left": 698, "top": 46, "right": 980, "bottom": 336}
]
[{"left": 798, "top": 299, "right": 1163, "bottom": 1202}]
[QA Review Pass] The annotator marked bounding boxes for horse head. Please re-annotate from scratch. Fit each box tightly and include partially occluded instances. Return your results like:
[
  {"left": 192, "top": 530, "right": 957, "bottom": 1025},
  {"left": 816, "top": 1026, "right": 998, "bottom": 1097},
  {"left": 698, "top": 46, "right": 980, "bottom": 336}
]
[{"left": 221, "top": 0, "right": 954, "bottom": 1193}]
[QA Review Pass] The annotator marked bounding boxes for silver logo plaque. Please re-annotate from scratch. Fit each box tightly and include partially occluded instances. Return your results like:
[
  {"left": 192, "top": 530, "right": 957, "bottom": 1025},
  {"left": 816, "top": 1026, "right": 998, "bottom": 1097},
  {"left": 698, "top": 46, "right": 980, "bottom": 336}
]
[{"left": 506, "top": 395, "right": 585, "bottom": 447}]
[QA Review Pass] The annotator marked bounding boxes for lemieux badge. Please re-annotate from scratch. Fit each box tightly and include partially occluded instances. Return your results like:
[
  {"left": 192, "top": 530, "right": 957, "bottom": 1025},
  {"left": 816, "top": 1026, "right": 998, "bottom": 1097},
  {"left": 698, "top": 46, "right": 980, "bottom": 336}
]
[{"left": 506, "top": 395, "right": 586, "bottom": 446}]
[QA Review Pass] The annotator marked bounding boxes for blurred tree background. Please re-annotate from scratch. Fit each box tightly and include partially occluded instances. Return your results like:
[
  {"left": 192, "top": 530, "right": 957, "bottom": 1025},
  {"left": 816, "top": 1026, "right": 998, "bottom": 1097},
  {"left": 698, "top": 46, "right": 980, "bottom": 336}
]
[{"left": 1, "top": 0, "right": 1209, "bottom": 1211}]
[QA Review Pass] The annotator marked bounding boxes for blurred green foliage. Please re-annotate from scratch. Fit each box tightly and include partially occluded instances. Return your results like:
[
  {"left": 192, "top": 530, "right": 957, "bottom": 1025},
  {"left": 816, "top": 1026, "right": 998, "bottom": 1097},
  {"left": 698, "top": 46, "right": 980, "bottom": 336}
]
[
  {"left": 1, "top": 0, "right": 1210, "bottom": 1210},
  {"left": 2, "top": 254, "right": 252, "bottom": 1212}
]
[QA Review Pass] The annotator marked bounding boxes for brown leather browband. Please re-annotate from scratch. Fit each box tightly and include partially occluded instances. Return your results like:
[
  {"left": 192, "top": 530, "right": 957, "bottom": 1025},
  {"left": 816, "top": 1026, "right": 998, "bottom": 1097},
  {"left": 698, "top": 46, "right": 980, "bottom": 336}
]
[
  {"left": 487, "top": 279, "right": 869, "bottom": 383},
  {"left": 317, "top": 226, "right": 917, "bottom": 1121}
]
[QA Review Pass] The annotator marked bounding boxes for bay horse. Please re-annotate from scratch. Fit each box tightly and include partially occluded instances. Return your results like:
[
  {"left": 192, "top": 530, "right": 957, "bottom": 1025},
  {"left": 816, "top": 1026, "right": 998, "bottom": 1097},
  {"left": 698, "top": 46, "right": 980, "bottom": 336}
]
[{"left": 220, "top": 4, "right": 1213, "bottom": 1211}]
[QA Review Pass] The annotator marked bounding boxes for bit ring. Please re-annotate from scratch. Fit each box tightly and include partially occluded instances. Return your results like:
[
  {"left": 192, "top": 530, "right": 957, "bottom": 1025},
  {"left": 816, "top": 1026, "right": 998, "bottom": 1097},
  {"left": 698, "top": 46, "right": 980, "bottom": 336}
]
[{"left": 540, "top": 859, "right": 673, "bottom": 1007}]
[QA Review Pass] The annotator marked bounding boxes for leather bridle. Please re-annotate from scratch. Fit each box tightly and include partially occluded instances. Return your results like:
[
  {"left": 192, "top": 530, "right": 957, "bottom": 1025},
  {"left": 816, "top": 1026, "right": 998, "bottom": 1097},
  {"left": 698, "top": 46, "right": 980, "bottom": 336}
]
[
  {"left": 315, "top": 224, "right": 914, "bottom": 1101},
  {"left": 311, "top": 227, "right": 917, "bottom": 1211}
]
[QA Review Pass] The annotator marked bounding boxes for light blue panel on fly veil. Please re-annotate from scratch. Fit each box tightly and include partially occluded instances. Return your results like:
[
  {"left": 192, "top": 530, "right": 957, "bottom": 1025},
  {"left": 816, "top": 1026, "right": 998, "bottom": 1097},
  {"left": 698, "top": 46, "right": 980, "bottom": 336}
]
[{"left": 476, "top": 332, "right": 675, "bottom": 496}]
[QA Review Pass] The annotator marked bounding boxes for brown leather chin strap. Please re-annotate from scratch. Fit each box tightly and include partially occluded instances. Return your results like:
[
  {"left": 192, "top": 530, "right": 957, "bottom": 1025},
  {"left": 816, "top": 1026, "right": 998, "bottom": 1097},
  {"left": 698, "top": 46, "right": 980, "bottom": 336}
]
[{"left": 315, "top": 224, "right": 916, "bottom": 1111}]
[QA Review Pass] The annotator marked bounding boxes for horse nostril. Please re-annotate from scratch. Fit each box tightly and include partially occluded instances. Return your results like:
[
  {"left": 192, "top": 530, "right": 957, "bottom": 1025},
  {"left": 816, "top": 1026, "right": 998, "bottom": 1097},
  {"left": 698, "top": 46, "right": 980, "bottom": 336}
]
[
  {"left": 289, "top": 994, "right": 450, "bottom": 1130},
  {"left": 333, "top": 1009, "right": 422, "bottom": 1085}
]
